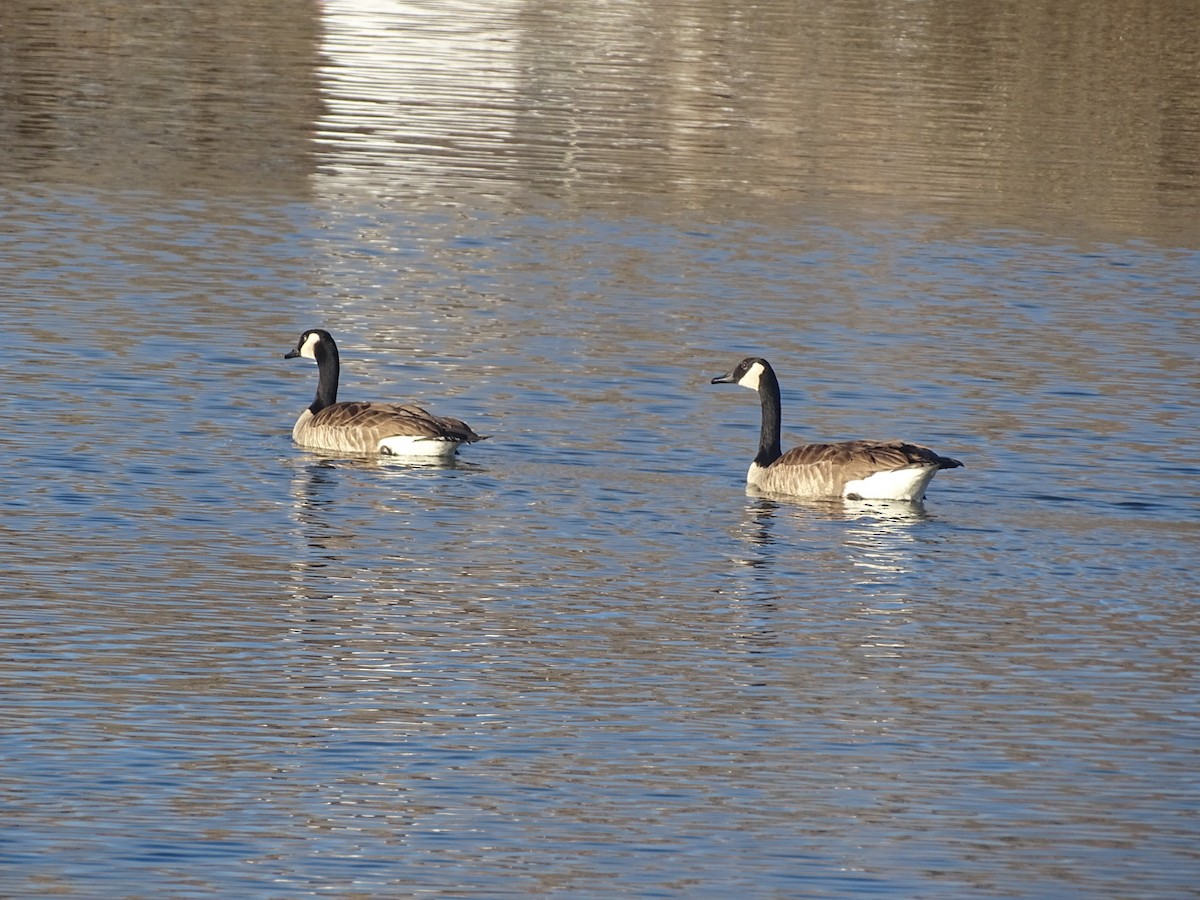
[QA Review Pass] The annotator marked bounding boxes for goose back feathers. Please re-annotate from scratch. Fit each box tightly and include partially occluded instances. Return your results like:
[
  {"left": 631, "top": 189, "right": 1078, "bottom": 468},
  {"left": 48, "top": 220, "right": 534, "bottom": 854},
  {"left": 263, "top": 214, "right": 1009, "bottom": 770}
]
[
  {"left": 712, "top": 357, "right": 961, "bottom": 501},
  {"left": 284, "top": 329, "right": 486, "bottom": 458}
]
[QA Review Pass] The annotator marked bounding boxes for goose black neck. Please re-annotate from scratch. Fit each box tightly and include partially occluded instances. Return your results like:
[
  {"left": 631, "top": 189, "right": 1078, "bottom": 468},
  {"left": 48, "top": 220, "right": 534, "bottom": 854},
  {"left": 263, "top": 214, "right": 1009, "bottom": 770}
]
[
  {"left": 310, "top": 340, "right": 340, "bottom": 414},
  {"left": 755, "top": 363, "right": 783, "bottom": 467}
]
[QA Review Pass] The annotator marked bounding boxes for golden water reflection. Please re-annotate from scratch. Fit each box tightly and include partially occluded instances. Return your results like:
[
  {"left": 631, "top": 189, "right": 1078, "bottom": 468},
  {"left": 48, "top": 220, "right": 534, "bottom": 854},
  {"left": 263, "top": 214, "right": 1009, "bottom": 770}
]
[
  {"left": 312, "top": 0, "right": 1200, "bottom": 236},
  {"left": 1, "top": 0, "right": 1193, "bottom": 236}
]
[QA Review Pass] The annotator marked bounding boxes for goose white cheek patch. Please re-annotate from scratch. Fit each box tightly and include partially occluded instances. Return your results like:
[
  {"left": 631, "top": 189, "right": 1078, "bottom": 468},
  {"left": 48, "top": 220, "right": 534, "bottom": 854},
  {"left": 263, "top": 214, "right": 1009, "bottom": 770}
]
[
  {"left": 300, "top": 332, "right": 322, "bottom": 359},
  {"left": 737, "top": 361, "right": 764, "bottom": 391}
]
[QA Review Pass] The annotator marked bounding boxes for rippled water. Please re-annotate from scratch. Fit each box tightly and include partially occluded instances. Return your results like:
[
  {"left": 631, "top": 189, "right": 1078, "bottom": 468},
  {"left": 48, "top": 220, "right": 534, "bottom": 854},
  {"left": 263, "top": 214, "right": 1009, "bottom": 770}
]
[{"left": 2, "top": 1, "right": 1198, "bottom": 897}]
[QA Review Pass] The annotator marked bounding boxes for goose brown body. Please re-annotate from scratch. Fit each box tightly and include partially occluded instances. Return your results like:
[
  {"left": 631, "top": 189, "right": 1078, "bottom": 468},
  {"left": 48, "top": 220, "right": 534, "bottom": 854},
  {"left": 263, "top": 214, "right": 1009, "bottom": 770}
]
[
  {"left": 285, "top": 329, "right": 486, "bottom": 458},
  {"left": 749, "top": 439, "right": 959, "bottom": 500},
  {"left": 292, "top": 402, "right": 483, "bottom": 456},
  {"left": 712, "top": 357, "right": 962, "bottom": 501}
]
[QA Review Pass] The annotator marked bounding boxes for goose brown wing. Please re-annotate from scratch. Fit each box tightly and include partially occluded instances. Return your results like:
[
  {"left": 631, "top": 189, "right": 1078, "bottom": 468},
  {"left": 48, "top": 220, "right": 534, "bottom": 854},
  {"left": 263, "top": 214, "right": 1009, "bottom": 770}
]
[
  {"left": 773, "top": 440, "right": 961, "bottom": 480},
  {"left": 311, "top": 401, "right": 484, "bottom": 443}
]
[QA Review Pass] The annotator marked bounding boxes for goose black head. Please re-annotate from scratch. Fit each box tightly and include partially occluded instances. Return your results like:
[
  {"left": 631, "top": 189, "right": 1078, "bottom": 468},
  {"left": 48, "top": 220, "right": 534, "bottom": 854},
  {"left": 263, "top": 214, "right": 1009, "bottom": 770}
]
[
  {"left": 285, "top": 329, "right": 337, "bottom": 362},
  {"left": 711, "top": 356, "right": 772, "bottom": 391}
]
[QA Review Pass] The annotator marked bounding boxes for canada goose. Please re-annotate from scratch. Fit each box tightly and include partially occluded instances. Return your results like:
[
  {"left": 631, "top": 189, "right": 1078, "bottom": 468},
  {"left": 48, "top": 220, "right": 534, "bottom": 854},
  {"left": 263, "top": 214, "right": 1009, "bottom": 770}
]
[
  {"left": 711, "top": 357, "right": 962, "bottom": 501},
  {"left": 283, "top": 329, "right": 486, "bottom": 457}
]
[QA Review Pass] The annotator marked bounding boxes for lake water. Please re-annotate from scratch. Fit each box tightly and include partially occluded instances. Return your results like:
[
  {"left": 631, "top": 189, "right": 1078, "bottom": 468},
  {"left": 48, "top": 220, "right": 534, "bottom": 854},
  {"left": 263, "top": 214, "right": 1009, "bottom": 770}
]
[{"left": 2, "top": 1, "right": 1198, "bottom": 897}]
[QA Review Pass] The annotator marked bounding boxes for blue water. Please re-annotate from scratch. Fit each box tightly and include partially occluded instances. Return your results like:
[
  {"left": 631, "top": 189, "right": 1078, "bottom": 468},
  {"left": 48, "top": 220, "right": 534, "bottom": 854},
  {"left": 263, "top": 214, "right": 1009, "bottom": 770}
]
[
  {"left": 3, "top": 186, "right": 1196, "bottom": 898},
  {"left": 2, "top": 1, "right": 1199, "bottom": 897}
]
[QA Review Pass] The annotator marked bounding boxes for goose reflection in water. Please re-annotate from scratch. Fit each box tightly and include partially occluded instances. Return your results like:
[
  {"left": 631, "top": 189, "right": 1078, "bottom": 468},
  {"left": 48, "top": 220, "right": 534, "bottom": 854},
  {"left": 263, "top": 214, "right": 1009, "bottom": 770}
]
[
  {"left": 726, "top": 496, "right": 935, "bottom": 656},
  {"left": 732, "top": 495, "right": 930, "bottom": 568},
  {"left": 284, "top": 455, "right": 493, "bottom": 601}
]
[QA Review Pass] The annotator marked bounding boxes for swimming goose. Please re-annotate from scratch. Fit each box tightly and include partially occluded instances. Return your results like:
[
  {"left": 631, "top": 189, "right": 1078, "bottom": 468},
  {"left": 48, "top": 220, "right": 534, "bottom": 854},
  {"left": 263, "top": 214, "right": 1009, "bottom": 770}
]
[
  {"left": 284, "top": 329, "right": 486, "bottom": 457},
  {"left": 711, "top": 357, "right": 962, "bottom": 501}
]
